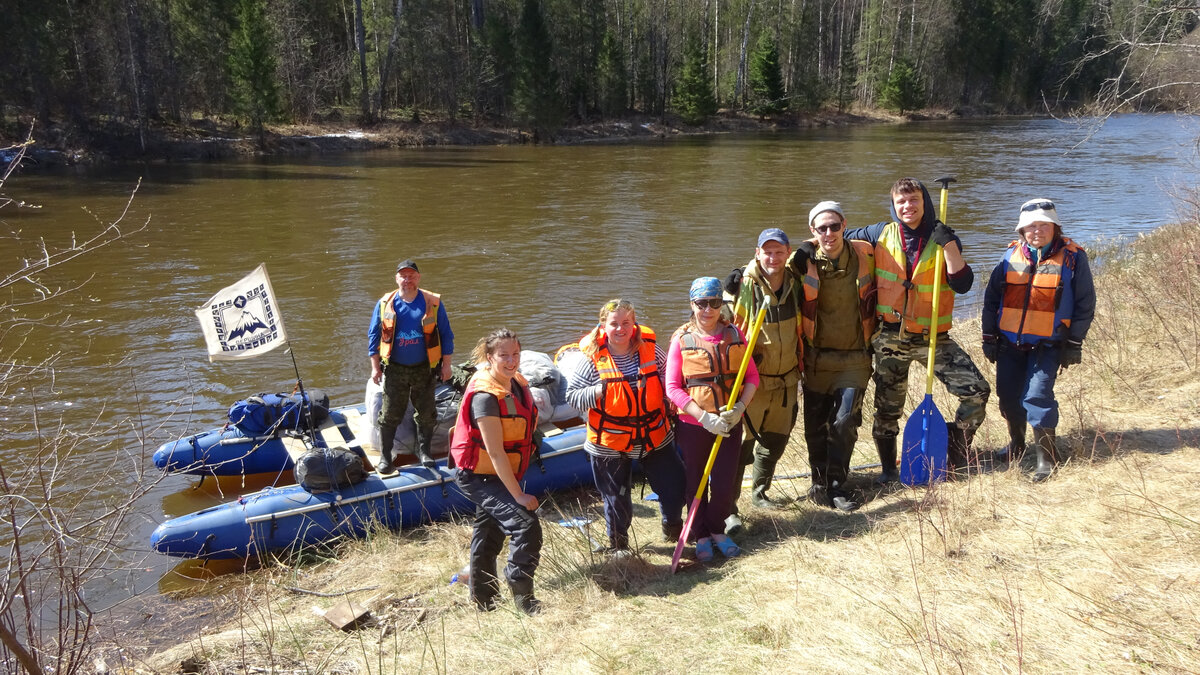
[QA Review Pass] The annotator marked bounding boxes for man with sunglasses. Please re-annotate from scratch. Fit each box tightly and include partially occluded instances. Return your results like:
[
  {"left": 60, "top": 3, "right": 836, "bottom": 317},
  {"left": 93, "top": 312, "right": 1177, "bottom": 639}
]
[
  {"left": 724, "top": 227, "right": 804, "bottom": 531},
  {"left": 786, "top": 202, "right": 877, "bottom": 510},
  {"left": 829, "top": 178, "right": 990, "bottom": 480}
]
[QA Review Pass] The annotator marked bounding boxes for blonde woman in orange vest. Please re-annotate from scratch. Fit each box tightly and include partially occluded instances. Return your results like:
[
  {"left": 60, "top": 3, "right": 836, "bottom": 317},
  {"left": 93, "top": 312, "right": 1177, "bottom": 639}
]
[
  {"left": 982, "top": 199, "right": 1095, "bottom": 481},
  {"left": 665, "top": 277, "right": 759, "bottom": 562},
  {"left": 367, "top": 259, "right": 455, "bottom": 472},
  {"left": 565, "top": 299, "right": 686, "bottom": 555},
  {"left": 449, "top": 328, "right": 543, "bottom": 614},
  {"left": 840, "top": 178, "right": 991, "bottom": 478}
]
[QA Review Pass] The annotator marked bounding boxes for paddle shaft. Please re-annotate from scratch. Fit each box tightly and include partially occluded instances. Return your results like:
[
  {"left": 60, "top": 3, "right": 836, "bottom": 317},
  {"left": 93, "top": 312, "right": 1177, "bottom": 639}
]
[
  {"left": 924, "top": 179, "right": 953, "bottom": 394},
  {"left": 670, "top": 300, "right": 769, "bottom": 573}
]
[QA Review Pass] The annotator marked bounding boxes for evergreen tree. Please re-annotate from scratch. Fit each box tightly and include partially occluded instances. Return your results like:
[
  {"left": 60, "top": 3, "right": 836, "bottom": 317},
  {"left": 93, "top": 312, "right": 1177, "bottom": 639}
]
[
  {"left": 596, "top": 30, "right": 628, "bottom": 117},
  {"left": 514, "top": 0, "right": 562, "bottom": 138},
  {"left": 228, "top": 0, "right": 281, "bottom": 141},
  {"left": 880, "top": 58, "right": 925, "bottom": 115},
  {"left": 673, "top": 37, "right": 716, "bottom": 125},
  {"left": 750, "top": 33, "right": 786, "bottom": 115}
]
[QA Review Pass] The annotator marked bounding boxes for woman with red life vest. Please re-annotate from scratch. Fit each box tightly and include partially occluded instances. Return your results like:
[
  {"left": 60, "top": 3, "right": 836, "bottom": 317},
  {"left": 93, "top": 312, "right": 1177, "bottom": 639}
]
[
  {"left": 565, "top": 299, "right": 686, "bottom": 555},
  {"left": 665, "top": 277, "right": 759, "bottom": 562},
  {"left": 982, "top": 199, "right": 1095, "bottom": 482},
  {"left": 449, "top": 328, "right": 543, "bottom": 614}
]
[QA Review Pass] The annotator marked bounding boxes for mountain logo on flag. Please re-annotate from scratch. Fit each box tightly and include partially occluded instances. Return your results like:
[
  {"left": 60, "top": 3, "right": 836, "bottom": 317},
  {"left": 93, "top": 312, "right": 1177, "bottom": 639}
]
[{"left": 227, "top": 295, "right": 270, "bottom": 340}]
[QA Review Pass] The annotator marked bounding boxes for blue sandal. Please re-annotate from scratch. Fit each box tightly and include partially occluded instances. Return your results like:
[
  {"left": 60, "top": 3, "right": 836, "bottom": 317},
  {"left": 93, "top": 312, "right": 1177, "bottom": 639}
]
[
  {"left": 714, "top": 537, "right": 741, "bottom": 558},
  {"left": 695, "top": 538, "right": 714, "bottom": 562}
]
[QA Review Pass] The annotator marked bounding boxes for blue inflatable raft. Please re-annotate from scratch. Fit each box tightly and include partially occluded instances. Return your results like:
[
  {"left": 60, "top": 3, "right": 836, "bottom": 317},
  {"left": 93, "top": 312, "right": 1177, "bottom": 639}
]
[
  {"left": 150, "top": 425, "right": 589, "bottom": 559},
  {"left": 152, "top": 383, "right": 462, "bottom": 477}
]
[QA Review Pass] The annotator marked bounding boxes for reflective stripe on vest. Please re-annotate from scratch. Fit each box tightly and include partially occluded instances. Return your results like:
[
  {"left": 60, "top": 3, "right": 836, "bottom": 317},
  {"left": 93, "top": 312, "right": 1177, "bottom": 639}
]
[
  {"left": 378, "top": 289, "right": 442, "bottom": 366},
  {"left": 578, "top": 325, "right": 670, "bottom": 453},
  {"left": 448, "top": 371, "right": 539, "bottom": 478},
  {"left": 873, "top": 222, "right": 954, "bottom": 334},
  {"left": 674, "top": 323, "right": 746, "bottom": 415},
  {"left": 997, "top": 238, "right": 1082, "bottom": 346},
  {"left": 800, "top": 239, "right": 878, "bottom": 345}
]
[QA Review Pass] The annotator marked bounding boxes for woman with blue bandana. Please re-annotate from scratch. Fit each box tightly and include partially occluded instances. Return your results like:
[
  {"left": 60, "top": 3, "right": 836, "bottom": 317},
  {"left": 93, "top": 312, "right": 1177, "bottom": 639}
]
[{"left": 665, "top": 277, "right": 759, "bottom": 562}]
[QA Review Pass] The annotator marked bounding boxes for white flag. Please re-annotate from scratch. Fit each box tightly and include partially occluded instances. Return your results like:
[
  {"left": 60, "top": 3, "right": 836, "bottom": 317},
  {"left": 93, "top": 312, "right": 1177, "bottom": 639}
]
[{"left": 194, "top": 264, "right": 288, "bottom": 362}]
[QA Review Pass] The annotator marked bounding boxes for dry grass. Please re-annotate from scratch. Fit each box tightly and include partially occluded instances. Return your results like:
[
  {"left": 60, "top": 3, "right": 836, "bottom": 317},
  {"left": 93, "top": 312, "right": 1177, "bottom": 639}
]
[{"left": 119, "top": 225, "right": 1200, "bottom": 674}]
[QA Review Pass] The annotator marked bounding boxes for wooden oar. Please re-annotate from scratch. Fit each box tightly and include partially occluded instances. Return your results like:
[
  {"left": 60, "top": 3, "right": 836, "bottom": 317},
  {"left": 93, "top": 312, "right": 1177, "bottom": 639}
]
[
  {"left": 899, "top": 176, "right": 955, "bottom": 485},
  {"left": 670, "top": 300, "right": 768, "bottom": 573}
]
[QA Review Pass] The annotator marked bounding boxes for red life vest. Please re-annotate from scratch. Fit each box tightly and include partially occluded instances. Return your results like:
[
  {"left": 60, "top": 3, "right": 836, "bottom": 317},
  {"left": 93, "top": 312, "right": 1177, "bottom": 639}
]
[
  {"left": 449, "top": 370, "right": 539, "bottom": 479},
  {"left": 673, "top": 322, "right": 746, "bottom": 415},
  {"left": 578, "top": 324, "right": 671, "bottom": 453},
  {"left": 997, "top": 237, "right": 1084, "bottom": 345},
  {"left": 378, "top": 289, "right": 442, "bottom": 366}
]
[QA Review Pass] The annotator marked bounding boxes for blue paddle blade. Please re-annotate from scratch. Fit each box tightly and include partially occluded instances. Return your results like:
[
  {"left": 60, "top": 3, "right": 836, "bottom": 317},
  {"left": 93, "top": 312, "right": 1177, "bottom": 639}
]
[{"left": 900, "top": 395, "right": 948, "bottom": 485}]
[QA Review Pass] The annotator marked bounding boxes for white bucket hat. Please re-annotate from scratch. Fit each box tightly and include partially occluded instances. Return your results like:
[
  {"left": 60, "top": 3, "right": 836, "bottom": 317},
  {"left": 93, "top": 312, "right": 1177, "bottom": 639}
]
[{"left": 1017, "top": 198, "right": 1060, "bottom": 232}]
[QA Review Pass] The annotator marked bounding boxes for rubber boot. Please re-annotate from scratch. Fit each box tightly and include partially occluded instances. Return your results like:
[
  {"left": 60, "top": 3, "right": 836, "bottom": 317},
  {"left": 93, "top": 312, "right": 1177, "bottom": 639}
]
[
  {"left": 1032, "top": 427, "right": 1057, "bottom": 482},
  {"left": 874, "top": 436, "right": 899, "bottom": 485},
  {"left": 995, "top": 418, "right": 1027, "bottom": 466},
  {"left": 414, "top": 423, "right": 436, "bottom": 468},
  {"left": 750, "top": 454, "right": 784, "bottom": 509},
  {"left": 376, "top": 425, "right": 398, "bottom": 475},
  {"left": 946, "top": 423, "right": 968, "bottom": 476},
  {"left": 508, "top": 577, "right": 543, "bottom": 616},
  {"left": 468, "top": 559, "right": 500, "bottom": 612}
]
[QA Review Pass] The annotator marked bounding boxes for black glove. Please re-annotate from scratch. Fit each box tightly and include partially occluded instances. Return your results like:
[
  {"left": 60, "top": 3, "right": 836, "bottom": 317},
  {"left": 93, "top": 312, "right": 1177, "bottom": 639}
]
[
  {"left": 982, "top": 334, "right": 998, "bottom": 364},
  {"left": 1059, "top": 340, "right": 1083, "bottom": 369},
  {"left": 788, "top": 241, "right": 817, "bottom": 275},
  {"left": 723, "top": 267, "right": 744, "bottom": 295},
  {"left": 930, "top": 222, "right": 956, "bottom": 248}
]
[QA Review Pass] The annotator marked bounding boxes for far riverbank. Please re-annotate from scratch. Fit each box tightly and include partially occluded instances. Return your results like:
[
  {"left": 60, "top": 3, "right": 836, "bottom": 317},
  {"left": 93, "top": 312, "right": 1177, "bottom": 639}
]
[{"left": 3, "top": 106, "right": 1020, "bottom": 167}]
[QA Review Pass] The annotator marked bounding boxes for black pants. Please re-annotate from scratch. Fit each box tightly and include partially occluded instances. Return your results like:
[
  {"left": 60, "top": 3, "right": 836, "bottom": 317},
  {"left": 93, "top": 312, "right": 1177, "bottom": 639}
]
[
  {"left": 803, "top": 386, "right": 866, "bottom": 488},
  {"left": 456, "top": 470, "right": 542, "bottom": 605}
]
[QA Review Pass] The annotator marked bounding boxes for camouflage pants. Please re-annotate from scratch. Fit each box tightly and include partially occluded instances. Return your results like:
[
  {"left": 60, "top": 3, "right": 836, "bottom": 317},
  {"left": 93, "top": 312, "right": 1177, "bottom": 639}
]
[
  {"left": 871, "top": 329, "right": 990, "bottom": 439},
  {"left": 378, "top": 361, "right": 437, "bottom": 439}
]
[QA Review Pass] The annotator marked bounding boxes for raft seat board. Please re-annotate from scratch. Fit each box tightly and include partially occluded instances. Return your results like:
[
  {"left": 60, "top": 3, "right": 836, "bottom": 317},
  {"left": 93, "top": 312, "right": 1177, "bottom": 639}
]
[
  {"left": 280, "top": 436, "right": 312, "bottom": 463},
  {"left": 340, "top": 408, "right": 380, "bottom": 460}
]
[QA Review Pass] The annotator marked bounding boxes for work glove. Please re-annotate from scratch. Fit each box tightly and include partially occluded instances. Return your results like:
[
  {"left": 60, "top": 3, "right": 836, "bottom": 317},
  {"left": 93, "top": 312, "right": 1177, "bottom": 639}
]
[
  {"left": 1059, "top": 339, "right": 1083, "bottom": 369},
  {"left": 719, "top": 400, "right": 746, "bottom": 427},
  {"left": 698, "top": 412, "right": 731, "bottom": 437},
  {"left": 930, "top": 222, "right": 956, "bottom": 248},
  {"left": 982, "top": 334, "right": 998, "bottom": 364},
  {"left": 723, "top": 267, "right": 744, "bottom": 296},
  {"left": 787, "top": 241, "right": 818, "bottom": 276}
]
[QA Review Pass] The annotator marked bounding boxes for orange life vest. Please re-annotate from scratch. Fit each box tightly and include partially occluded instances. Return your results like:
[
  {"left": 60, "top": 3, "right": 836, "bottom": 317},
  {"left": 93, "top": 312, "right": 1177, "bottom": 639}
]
[
  {"left": 799, "top": 239, "right": 878, "bottom": 345},
  {"left": 449, "top": 370, "right": 538, "bottom": 479},
  {"left": 673, "top": 322, "right": 746, "bottom": 415},
  {"left": 578, "top": 325, "right": 671, "bottom": 453},
  {"left": 378, "top": 289, "right": 442, "bottom": 366},
  {"left": 873, "top": 222, "right": 954, "bottom": 335},
  {"left": 997, "top": 238, "right": 1084, "bottom": 345}
]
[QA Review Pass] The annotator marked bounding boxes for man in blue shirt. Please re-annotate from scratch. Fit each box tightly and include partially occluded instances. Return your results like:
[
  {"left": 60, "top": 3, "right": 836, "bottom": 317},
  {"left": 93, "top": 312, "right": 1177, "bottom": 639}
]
[{"left": 368, "top": 259, "right": 455, "bottom": 471}]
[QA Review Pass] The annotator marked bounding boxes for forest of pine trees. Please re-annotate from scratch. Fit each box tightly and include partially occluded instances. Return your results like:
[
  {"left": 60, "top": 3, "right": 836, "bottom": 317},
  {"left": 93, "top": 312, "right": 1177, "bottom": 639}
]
[{"left": 0, "top": 0, "right": 1196, "bottom": 138}]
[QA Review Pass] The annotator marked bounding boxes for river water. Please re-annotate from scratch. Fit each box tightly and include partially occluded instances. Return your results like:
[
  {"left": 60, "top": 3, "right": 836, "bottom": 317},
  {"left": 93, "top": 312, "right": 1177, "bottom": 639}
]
[{"left": 2, "top": 113, "right": 1197, "bottom": 609}]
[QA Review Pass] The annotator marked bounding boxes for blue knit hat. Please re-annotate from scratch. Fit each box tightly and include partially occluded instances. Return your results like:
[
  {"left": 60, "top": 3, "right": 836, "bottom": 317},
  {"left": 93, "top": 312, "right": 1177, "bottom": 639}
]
[{"left": 689, "top": 276, "right": 722, "bottom": 301}]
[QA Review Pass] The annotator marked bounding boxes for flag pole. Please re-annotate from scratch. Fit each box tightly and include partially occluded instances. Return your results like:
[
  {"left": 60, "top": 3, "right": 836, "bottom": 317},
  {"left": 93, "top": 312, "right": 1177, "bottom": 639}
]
[{"left": 286, "top": 343, "right": 320, "bottom": 448}]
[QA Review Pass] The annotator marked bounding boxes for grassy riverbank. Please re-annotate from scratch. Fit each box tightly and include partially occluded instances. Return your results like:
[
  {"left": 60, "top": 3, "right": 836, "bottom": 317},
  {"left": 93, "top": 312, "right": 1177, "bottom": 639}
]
[{"left": 121, "top": 223, "right": 1200, "bottom": 673}]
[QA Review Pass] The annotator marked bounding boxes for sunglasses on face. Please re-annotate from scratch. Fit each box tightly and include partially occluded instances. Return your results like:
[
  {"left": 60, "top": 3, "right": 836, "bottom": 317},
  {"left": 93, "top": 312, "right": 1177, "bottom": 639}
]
[
  {"left": 813, "top": 222, "right": 843, "bottom": 235},
  {"left": 1021, "top": 201, "right": 1055, "bottom": 212},
  {"left": 692, "top": 298, "right": 722, "bottom": 310}
]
